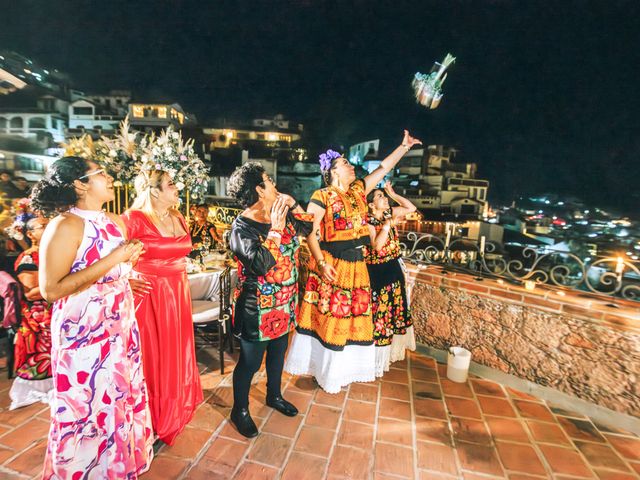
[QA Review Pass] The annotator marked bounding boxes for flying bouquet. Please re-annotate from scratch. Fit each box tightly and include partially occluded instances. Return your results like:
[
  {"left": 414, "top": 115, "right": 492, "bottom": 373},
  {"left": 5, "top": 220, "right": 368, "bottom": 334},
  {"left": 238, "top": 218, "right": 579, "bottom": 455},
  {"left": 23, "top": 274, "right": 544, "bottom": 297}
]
[{"left": 412, "top": 53, "right": 456, "bottom": 109}]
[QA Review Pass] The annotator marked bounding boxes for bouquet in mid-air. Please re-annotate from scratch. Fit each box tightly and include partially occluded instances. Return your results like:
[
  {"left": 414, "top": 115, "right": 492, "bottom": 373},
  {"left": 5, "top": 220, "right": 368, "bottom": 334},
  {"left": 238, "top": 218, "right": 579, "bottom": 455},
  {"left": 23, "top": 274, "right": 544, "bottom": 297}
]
[{"left": 412, "top": 53, "right": 456, "bottom": 109}]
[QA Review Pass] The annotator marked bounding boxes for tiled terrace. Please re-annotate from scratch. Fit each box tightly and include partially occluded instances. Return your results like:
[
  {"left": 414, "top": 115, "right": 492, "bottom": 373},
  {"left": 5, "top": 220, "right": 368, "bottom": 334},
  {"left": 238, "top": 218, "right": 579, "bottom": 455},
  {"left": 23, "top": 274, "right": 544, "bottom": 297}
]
[{"left": 0, "top": 348, "right": 639, "bottom": 479}]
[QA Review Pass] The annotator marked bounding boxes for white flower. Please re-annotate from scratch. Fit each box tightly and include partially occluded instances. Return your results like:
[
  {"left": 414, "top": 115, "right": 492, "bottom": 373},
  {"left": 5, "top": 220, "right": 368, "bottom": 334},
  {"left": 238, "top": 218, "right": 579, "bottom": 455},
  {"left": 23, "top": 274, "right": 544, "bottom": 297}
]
[
  {"left": 21, "top": 254, "right": 34, "bottom": 265},
  {"left": 109, "top": 150, "right": 117, "bottom": 158},
  {"left": 113, "top": 180, "right": 123, "bottom": 187},
  {"left": 172, "top": 132, "right": 179, "bottom": 140},
  {"left": 175, "top": 181, "right": 185, "bottom": 190},
  {"left": 164, "top": 147, "right": 172, "bottom": 155},
  {"left": 157, "top": 136, "right": 167, "bottom": 146}
]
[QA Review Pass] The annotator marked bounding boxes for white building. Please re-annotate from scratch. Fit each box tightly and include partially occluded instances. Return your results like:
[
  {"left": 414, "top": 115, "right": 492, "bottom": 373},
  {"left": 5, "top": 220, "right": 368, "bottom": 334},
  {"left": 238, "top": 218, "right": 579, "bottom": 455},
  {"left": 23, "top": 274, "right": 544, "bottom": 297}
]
[
  {"left": 395, "top": 145, "right": 489, "bottom": 219},
  {"left": 251, "top": 114, "right": 303, "bottom": 132},
  {"left": 349, "top": 139, "right": 379, "bottom": 165},
  {"left": 128, "top": 102, "right": 190, "bottom": 131}
]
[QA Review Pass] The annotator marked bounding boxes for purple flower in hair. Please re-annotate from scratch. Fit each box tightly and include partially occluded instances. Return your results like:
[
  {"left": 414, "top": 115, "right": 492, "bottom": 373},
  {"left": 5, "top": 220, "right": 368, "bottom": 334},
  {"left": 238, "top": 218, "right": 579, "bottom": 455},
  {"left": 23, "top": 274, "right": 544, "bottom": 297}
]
[{"left": 319, "top": 149, "right": 341, "bottom": 171}]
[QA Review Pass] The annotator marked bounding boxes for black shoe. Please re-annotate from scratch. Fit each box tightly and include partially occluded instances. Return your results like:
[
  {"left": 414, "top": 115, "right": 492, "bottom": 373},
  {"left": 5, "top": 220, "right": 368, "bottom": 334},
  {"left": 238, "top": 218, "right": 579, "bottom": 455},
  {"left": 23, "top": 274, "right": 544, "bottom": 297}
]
[
  {"left": 230, "top": 407, "right": 259, "bottom": 438},
  {"left": 266, "top": 394, "right": 298, "bottom": 417}
]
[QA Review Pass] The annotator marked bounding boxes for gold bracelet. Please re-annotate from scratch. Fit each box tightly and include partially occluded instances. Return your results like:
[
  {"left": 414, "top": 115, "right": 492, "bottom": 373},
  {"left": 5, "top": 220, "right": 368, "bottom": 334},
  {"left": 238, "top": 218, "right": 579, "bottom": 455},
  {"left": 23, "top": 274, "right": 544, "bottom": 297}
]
[{"left": 317, "top": 258, "right": 327, "bottom": 269}]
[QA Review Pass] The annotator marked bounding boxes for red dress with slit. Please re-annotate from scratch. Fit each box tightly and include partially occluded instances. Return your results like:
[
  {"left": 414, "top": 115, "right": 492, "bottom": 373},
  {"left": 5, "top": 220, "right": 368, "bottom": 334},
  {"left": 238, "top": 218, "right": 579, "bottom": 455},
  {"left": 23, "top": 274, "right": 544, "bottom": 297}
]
[{"left": 121, "top": 209, "right": 203, "bottom": 445}]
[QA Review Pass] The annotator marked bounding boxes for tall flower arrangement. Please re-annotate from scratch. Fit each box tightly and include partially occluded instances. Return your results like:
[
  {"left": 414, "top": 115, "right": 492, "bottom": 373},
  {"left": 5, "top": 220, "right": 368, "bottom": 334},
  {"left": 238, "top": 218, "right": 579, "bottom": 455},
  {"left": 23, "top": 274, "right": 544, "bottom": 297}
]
[
  {"left": 60, "top": 118, "right": 209, "bottom": 201},
  {"left": 98, "top": 117, "right": 140, "bottom": 187},
  {"left": 137, "top": 126, "right": 209, "bottom": 201}
]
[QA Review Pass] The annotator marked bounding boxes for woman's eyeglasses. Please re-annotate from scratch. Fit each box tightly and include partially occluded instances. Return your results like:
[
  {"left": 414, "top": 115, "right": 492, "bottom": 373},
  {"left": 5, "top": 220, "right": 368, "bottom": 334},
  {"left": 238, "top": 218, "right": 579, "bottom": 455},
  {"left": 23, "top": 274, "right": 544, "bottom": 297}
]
[{"left": 78, "top": 169, "right": 107, "bottom": 180}]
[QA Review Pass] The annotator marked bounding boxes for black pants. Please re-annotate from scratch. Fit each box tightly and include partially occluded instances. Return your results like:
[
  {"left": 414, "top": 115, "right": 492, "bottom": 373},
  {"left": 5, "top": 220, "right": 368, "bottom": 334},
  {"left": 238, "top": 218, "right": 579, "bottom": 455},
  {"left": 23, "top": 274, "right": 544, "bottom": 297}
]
[{"left": 232, "top": 332, "right": 289, "bottom": 410}]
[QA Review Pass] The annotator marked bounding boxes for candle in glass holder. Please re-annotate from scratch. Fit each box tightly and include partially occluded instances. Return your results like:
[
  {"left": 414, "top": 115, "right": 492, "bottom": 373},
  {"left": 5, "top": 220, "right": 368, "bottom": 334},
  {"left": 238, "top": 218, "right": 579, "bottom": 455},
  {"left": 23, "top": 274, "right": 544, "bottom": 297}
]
[
  {"left": 524, "top": 280, "right": 536, "bottom": 291},
  {"left": 615, "top": 257, "right": 624, "bottom": 274}
]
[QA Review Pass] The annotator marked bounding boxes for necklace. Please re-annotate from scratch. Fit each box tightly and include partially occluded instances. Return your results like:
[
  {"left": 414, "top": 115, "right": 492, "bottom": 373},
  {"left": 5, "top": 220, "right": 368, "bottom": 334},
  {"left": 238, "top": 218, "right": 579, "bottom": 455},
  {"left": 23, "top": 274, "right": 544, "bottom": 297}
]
[
  {"left": 154, "top": 209, "right": 170, "bottom": 221},
  {"left": 191, "top": 222, "right": 207, "bottom": 237}
]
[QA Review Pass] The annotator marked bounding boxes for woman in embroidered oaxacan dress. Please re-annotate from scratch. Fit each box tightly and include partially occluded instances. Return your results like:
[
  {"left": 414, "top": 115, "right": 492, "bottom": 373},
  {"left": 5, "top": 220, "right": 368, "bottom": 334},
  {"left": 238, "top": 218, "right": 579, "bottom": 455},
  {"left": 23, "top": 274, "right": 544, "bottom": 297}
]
[
  {"left": 9, "top": 216, "right": 54, "bottom": 410},
  {"left": 227, "top": 162, "right": 313, "bottom": 437},
  {"left": 285, "top": 130, "right": 422, "bottom": 393},
  {"left": 122, "top": 169, "right": 203, "bottom": 446},
  {"left": 32, "top": 156, "right": 152, "bottom": 478},
  {"left": 365, "top": 181, "right": 417, "bottom": 376}
]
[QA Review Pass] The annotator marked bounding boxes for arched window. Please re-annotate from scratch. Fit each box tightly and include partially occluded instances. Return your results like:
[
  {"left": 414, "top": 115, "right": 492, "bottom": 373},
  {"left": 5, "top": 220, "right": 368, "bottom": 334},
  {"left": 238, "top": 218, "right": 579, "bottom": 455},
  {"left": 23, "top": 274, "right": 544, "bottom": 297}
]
[
  {"left": 10, "top": 117, "right": 23, "bottom": 129},
  {"left": 29, "top": 117, "right": 46, "bottom": 129}
]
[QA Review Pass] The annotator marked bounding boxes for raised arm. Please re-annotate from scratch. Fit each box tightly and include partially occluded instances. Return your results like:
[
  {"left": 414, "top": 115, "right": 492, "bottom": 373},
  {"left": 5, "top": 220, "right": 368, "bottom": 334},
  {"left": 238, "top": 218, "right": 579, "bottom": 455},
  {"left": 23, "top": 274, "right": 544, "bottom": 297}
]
[
  {"left": 368, "top": 220, "right": 393, "bottom": 253},
  {"left": 363, "top": 130, "right": 422, "bottom": 194},
  {"left": 384, "top": 181, "right": 417, "bottom": 220}
]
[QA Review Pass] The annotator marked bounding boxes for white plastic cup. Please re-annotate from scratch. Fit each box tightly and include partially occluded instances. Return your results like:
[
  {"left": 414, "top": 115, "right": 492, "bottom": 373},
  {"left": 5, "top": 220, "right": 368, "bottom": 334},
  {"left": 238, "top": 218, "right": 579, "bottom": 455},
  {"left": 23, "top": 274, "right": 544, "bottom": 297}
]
[{"left": 447, "top": 347, "right": 472, "bottom": 383}]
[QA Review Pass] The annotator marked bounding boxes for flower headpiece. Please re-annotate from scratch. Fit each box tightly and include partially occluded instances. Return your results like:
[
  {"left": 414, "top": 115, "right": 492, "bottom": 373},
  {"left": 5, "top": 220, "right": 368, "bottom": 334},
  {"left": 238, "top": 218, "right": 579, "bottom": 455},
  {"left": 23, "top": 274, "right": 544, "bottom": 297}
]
[{"left": 319, "top": 149, "right": 342, "bottom": 171}]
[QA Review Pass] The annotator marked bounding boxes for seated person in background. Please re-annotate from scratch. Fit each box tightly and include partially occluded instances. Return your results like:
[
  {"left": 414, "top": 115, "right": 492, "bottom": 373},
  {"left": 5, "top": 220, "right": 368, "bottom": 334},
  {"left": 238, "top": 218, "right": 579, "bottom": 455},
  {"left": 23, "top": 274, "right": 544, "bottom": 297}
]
[
  {"left": 189, "top": 203, "right": 222, "bottom": 257},
  {"left": 0, "top": 170, "right": 21, "bottom": 199},
  {"left": 13, "top": 177, "right": 31, "bottom": 198},
  {"left": 9, "top": 216, "right": 54, "bottom": 410}
]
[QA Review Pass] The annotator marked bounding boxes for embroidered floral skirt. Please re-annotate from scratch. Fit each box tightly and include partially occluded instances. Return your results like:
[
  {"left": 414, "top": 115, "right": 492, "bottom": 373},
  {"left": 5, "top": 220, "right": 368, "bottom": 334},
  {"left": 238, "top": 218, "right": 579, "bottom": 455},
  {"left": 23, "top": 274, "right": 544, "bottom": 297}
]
[
  {"left": 297, "top": 250, "right": 373, "bottom": 349},
  {"left": 285, "top": 249, "right": 376, "bottom": 393},
  {"left": 366, "top": 258, "right": 412, "bottom": 347}
]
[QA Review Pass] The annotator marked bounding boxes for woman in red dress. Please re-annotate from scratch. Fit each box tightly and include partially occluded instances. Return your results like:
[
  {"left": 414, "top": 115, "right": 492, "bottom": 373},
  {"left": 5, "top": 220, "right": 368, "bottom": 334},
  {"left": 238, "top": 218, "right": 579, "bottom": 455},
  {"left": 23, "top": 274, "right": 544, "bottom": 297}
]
[{"left": 122, "top": 169, "right": 203, "bottom": 446}]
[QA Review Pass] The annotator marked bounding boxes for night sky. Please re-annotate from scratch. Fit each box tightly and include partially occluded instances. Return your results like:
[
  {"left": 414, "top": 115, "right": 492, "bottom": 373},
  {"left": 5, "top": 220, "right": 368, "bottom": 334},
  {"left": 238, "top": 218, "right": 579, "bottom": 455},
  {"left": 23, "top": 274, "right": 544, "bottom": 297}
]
[{"left": 2, "top": 0, "right": 639, "bottom": 215}]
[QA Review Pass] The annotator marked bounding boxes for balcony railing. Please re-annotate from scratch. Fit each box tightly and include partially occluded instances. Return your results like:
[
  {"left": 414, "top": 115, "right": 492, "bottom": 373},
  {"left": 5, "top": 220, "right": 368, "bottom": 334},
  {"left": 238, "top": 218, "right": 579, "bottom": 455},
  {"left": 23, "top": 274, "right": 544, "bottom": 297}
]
[
  {"left": 203, "top": 204, "right": 640, "bottom": 303},
  {"left": 400, "top": 231, "right": 640, "bottom": 302}
]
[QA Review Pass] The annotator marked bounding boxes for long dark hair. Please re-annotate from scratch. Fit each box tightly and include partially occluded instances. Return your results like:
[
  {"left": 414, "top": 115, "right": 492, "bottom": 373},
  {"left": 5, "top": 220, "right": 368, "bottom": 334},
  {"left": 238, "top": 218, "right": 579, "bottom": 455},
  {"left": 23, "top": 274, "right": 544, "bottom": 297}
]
[{"left": 30, "top": 156, "right": 90, "bottom": 216}]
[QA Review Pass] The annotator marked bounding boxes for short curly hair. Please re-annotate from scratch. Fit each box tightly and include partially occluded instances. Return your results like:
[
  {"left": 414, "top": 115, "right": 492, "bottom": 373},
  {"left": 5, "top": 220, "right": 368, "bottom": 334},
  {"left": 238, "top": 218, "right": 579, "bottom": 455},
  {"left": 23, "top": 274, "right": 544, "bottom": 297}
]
[{"left": 226, "top": 162, "right": 266, "bottom": 208}]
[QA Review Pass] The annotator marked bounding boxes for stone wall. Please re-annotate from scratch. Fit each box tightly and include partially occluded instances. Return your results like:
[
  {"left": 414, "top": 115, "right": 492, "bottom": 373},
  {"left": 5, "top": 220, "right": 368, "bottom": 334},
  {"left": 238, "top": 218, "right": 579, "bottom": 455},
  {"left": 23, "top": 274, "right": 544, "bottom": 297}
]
[{"left": 406, "top": 264, "right": 640, "bottom": 418}]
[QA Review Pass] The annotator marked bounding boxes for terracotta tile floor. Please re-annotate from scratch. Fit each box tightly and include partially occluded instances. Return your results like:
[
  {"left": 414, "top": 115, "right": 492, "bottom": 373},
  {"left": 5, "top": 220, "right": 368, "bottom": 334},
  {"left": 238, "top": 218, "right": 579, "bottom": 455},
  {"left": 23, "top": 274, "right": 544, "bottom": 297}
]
[{"left": 0, "top": 349, "right": 639, "bottom": 479}]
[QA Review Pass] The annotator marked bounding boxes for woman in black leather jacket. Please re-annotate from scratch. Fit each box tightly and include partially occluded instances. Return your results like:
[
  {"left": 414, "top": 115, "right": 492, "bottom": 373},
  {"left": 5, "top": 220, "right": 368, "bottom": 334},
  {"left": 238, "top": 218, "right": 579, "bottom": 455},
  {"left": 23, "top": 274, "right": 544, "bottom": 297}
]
[{"left": 227, "top": 162, "right": 312, "bottom": 438}]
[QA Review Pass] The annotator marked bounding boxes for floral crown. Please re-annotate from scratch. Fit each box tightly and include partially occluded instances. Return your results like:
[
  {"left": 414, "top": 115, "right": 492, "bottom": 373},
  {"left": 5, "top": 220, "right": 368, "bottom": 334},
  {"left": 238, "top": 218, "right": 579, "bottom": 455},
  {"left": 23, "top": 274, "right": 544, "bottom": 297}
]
[{"left": 319, "top": 149, "right": 342, "bottom": 171}]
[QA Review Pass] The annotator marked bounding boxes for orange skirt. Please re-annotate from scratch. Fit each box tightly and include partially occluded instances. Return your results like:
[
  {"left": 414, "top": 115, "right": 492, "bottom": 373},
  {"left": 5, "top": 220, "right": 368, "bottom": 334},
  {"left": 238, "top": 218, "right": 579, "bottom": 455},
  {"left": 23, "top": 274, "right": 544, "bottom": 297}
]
[{"left": 297, "top": 251, "right": 373, "bottom": 350}]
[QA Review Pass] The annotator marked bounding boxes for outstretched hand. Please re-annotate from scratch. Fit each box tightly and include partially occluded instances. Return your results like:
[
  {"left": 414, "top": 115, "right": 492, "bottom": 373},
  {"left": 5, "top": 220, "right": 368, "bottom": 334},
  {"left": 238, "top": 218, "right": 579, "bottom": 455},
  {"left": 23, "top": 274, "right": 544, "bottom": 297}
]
[
  {"left": 383, "top": 180, "right": 396, "bottom": 196},
  {"left": 402, "top": 130, "right": 422, "bottom": 148}
]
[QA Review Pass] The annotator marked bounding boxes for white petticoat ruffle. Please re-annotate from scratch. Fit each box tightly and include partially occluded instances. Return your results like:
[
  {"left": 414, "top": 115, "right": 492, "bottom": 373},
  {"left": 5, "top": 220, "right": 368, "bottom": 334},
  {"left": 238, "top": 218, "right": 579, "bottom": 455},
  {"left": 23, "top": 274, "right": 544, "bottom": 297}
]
[
  {"left": 9, "top": 376, "right": 54, "bottom": 410},
  {"left": 375, "top": 325, "right": 417, "bottom": 377},
  {"left": 284, "top": 332, "right": 376, "bottom": 394}
]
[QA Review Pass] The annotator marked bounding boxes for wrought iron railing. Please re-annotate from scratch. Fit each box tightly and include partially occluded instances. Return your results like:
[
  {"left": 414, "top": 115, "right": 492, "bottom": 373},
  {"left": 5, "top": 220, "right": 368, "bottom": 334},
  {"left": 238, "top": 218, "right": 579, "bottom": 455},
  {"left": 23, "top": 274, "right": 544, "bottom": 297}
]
[
  {"left": 208, "top": 205, "right": 242, "bottom": 226},
  {"left": 400, "top": 231, "right": 640, "bottom": 302}
]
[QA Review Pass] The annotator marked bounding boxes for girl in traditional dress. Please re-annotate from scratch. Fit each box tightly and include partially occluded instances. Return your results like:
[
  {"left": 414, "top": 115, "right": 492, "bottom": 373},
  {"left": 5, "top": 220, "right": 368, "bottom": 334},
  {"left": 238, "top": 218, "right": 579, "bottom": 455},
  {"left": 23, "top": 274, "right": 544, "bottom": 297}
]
[
  {"left": 285, "top": 130, "right": 422, "bottom": 393},
  {"left": 227, "top": 162, "right": 313, "bottom": 437},
  {"left": 9, "top": 216, "right": 54, "bottom": 410},
  {"left": 364, "top": 181, "right": 417, "bottom": 376},
  {"left": 122, "top": 170, "right": 203, "bottom": 446},
  {"left": 33, "top": 156, "right": 152, "bottom": 478}
]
